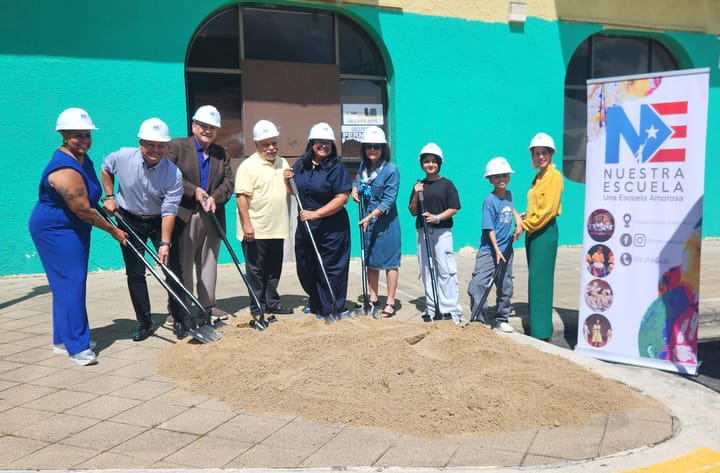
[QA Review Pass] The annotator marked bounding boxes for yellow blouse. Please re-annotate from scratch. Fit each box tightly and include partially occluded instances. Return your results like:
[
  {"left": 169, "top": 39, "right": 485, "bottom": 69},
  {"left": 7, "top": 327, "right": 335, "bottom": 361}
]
[{"left": 521, "top": 163, "right": 563, "bottom": 234}]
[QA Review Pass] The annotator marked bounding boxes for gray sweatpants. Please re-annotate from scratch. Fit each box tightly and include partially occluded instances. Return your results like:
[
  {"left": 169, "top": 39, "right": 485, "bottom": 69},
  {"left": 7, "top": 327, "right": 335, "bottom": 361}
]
[{"left": 467, "top": 249, "right": 514, "bottom": 325}]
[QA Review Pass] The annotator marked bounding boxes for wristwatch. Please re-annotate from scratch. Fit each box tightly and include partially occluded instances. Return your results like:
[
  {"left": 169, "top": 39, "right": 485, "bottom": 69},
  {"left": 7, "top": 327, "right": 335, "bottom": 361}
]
[{"left": 159, "top": 241, "right": 172, "bottom": 248}]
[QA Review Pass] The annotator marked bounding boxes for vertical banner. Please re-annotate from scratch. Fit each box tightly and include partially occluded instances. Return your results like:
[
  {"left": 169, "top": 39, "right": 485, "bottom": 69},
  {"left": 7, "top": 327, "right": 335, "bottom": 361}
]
[{"left": 575, "top": 69, "right": 709, "bottom": 375}]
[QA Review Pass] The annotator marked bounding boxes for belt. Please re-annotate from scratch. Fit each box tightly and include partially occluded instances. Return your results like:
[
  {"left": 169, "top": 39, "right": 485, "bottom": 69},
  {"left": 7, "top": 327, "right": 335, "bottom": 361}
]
[{"left": 119, "top": 208, "right": 161, "bottom": 221}]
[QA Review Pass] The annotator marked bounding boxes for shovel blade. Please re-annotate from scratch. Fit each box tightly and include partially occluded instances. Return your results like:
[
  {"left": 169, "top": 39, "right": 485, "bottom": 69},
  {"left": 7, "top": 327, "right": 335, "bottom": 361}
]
[
  {"left": 188, "top": 324, "right": 223, "bottom": 344},
  {"left": 249, "top": 319, "right": 267, "bottom": 331}
]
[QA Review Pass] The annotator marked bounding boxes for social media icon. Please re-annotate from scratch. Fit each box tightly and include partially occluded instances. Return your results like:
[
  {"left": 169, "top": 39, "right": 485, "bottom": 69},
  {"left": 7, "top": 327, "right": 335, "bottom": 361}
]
[{"left": 621, "top": 253, "right": 632, "bottom": 266}]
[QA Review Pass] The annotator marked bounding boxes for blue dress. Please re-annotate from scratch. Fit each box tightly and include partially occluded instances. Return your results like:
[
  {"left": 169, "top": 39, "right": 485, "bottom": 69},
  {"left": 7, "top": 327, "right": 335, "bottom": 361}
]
[
  {"left": 292, "top": 158, "right": 352, "bottom": 316},
  {"left": 28, "top": 149, "right": 101, "bottom": 356},
  {"left": 354, "top": 161, "right": 401, "bottom": 269}
]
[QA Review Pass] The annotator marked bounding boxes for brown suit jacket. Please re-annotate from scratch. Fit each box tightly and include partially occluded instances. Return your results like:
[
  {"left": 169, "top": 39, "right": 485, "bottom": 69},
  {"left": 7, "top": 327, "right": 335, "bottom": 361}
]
[{"left": 167, "top": 136, "right": 234, "bottom": 228}]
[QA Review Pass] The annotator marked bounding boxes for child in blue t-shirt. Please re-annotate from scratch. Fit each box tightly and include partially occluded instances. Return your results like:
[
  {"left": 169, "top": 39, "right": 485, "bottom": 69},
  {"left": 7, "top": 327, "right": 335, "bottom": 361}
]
[{"left": 467, "top": 157, "right": 522, "bottom": 332}]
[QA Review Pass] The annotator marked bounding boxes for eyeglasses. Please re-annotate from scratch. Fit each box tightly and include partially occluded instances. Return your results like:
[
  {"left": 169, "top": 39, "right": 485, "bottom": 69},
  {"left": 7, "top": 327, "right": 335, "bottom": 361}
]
[
  {"left": 365, "top": 144, "right": 384, "bottom": 150},
  {"left": 313, "top": 140, "right": 332, "bottom": 148},
  {"left": 259, "top": 141, "right": 278, "bottom": 149},
  {"left": 490, "top": 173, "right": 510, "bottom": 179},
  {"left": 193, "top": 121, "right": 217, "bottom": 131},
  {"left": 69, "top": 133, "right": 92, "bottom": 140}
]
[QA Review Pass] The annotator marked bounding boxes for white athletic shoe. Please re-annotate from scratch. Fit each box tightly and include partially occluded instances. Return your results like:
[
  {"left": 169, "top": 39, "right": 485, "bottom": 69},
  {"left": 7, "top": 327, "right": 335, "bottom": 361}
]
[
  {"left": 53, "top": 341, "right": 96, "bottom": 355},
  {"left": 69, "top": 349, "right": 98, "bottom": 366},
  {"left": 496, "top": 322, "right": 515, "bottom": 333}
]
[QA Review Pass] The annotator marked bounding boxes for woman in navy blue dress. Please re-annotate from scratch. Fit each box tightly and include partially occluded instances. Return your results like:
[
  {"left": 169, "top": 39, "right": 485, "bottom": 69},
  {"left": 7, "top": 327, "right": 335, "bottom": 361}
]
[
  {"left": 351, "top": 126, "right": 401, "bottom": 317},
  {"left": 28, "top": 108, "right": 127, "bottom": 366},
  {"left": 287, "top": 122, "right": 352, "bottom": 318}
]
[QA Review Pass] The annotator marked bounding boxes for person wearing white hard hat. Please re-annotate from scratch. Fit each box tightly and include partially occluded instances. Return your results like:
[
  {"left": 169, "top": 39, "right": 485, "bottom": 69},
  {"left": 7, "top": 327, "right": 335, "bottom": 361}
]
[
  {"left": 350, "top": 126, "right": 402, "bottom": 317},
  {"left": 29, "top": 108, "right": 128, "bottom": 366},
  {"left": 518, "top": 132, "right": 564, "bottom": 342},
  {"left": 167, "top": 105, "right": 235, "bottom": 330},
  {"left": 234, "top": 119, "right": 293, "bottom": 318},
  {"left": 101, "top": 118, "right": 183, "bottom": 342},
  {"left": 285, "top": 122, "right": 352, "bottom": 318},
  {"left": 408, "top": 143, "right": 463, "bottom": 323},
  {"left": 467, "top": 157, "right": 523, "bottom": 332}
]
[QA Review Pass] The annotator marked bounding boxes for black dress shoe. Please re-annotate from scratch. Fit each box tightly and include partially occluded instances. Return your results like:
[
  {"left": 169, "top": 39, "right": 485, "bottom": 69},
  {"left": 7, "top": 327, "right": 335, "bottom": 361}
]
[
  {"left": 132, "top": 325, "right": 156, "bottom": 342},
  {"left": 174, "top": 322, "right": 188, "bottom": 340},
  {"left": 267, "top": 305, "right": 293, "bottom": 315}
]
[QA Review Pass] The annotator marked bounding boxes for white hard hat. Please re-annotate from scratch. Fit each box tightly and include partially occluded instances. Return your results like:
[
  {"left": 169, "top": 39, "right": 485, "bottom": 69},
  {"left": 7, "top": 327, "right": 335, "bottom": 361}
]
[
  {"left": 253, "top": 120, "right": 279, "bottom": 141},
  {"left": 192, "top": 105, "right": 221, "bottom": 128},
  {"left": 56, "top": 108, "right": 98, "bottom": 131},
  {"left": 528, "top": 132, "right": 556, "bottom": 152},
  {"left": 138, "top": 118, "right": 171, "bottom": 142},
  {"left": 308, "top": 122, "right": 336, "bottom": 141},
  {"left": 418, "top": 142, "right": 444, "bottom": 163},
  {"left": 484, "top": 156, "right": 515, "bottom": 178},
  {"left": 361, "top": 126, "right": 387, "bottom": 144}
]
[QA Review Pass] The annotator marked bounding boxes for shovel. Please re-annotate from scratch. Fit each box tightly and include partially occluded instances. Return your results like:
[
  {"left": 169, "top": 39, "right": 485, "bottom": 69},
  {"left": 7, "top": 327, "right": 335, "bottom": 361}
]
[
  {"left": 354, "top": 189, "right": 376, "bottom": 318},
  {"left": 471, "top": 240, "right": 514, "bottom": 322},
  {"left": 203, "top": 200, "right": 268, "bottom": 331},
  {"left": 417, "top": 184, "right": 442, "bottom": 321},
  {"left": 288, "top": 177, "right": 347, "bottom": 324},
  {"left": 98, "top": 208, "right": 222, "bottom": 343},
  {"left": 112, "top": 210, "right": 225, "bottom": 330}
]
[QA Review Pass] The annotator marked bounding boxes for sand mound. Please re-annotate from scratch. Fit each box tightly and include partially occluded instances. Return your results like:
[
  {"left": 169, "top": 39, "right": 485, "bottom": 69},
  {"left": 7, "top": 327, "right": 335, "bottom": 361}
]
[{"left": 157, "top": 317, "right": 658, "bottom": 438}]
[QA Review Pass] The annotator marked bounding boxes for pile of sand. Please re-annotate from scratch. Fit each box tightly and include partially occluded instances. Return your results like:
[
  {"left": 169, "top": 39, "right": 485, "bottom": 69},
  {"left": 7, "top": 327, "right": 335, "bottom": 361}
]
[{"left": 157, "top": 317, "right": 658, "bottom": 438}]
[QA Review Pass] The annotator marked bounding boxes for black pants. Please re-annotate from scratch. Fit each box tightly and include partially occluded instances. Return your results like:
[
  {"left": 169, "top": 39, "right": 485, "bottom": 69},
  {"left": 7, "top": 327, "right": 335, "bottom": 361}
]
[
  {"left": 119, "top": 210, "right": 184, "bottom": 329},
  {"left": 242, "top": 239, "right": 284, "bottom": 312}
]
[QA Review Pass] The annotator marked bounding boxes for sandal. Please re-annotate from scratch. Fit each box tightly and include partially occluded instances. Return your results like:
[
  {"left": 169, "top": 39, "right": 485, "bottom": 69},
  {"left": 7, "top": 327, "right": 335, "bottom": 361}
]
[{"left": 381, "top": 304, "right": 397, "bottom": 318}]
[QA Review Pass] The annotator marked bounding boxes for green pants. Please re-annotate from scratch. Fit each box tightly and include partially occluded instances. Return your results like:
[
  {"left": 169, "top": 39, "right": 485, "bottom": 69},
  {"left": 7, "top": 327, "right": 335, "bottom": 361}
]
[{"left": 525, "top": 219, "right": 558, "bottom": 339}]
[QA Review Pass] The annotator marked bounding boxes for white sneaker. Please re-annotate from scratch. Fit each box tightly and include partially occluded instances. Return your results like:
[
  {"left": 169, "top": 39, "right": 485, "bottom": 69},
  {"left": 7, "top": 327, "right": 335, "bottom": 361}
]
[
  {"left": 69, "top": 349, "right": 98, "bottom": 366},
  {"left": 53, "top": 341, "right": 96, "bottom": 355},
  {"left": 496, "top": 322, "right": 514, "bottom": 333}
]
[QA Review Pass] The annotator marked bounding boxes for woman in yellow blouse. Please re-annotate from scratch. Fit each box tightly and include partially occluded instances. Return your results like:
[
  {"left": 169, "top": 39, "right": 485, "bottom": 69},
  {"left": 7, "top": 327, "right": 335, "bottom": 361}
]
[{"left": 520, "top": 132, "right": 564, "bottom": 341}]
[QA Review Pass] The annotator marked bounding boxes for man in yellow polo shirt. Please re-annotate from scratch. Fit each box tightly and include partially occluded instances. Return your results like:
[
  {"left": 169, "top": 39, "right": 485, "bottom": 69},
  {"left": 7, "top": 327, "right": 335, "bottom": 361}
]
[{"left": 235, "top": 120, "right": 293, "bottom": 317}]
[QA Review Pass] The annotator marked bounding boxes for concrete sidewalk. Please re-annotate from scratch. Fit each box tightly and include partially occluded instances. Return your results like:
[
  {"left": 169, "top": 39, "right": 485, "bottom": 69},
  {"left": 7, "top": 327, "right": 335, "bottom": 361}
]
[{"left": 0, "top": 240, "right": 719, "bottom": 471}]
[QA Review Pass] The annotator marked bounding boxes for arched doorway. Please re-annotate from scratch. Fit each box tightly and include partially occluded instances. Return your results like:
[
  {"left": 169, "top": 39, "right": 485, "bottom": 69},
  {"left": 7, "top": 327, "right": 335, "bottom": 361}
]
[
  {"left": 563, "top": 33, "right": 680, "bottom": 183},
  {"left": 185, "top": 4, "right": 388, "bottom": 175}
]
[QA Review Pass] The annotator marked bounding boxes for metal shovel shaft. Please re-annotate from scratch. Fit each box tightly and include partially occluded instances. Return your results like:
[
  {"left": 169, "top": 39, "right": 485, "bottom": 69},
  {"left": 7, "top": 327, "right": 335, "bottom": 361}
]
[
  {"left": 112, "top": 211, "right": 218, "bottom": 328},
  {"left": 96, "top": 208, "right": 221, "bottom": 343},
  {"left": 204, "top": 205, "right": 268, "bottom": 331},
  {"left": 417, "top": 188, "right": 442, "bottom": 319}
]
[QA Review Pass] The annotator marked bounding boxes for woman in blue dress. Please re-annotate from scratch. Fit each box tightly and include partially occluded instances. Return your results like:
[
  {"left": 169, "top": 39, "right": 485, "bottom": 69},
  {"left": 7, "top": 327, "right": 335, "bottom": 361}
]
[
  {"left": 287, "top": 122, "right": 352, "bottom": 319},
  {"left": 351, "top": 126, "right": 401, "bottom": 317},
  {"left": 28, "top": 108, "right": 127, "bottom": 366}
]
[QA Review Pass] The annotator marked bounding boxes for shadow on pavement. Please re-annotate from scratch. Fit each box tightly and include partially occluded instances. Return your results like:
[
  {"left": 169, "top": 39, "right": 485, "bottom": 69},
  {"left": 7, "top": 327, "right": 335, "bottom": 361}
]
[
  {"left": 694, "top": 339, "right": 720, "bottom": 393},
  {"left": 0, "top": 284, "right": 50, "bottom": 310}
]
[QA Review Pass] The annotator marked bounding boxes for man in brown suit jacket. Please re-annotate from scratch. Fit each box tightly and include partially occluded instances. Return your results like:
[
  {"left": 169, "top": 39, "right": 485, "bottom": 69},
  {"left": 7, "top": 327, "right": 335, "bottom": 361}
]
[{"left": 167, "top": 105, "right": 234, "bottom": 334}]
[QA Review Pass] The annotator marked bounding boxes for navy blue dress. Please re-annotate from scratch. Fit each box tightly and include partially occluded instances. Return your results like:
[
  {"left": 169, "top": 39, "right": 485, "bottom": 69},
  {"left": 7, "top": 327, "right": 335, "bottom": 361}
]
[
  {"left": 28, "top": 149, "right": 101, "bottom": 356},
  {"left": 292, "top": 158, "right": 352, "bottom": 316}
]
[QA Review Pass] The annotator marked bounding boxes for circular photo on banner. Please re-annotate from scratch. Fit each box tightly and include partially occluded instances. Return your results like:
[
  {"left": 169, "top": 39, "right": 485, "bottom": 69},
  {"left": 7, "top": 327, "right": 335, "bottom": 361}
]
[
  {"left": 584, "top": 279, "right": 613, "bottom": 312},
  {"left": 585, "top": 244, "right": 614, "bottom": 278},
  {"left": 587, "top": 209, "right": 615, "bottom": 242},
  {"left": 583, "top": 314, "right": 612, "bottom": 349}
]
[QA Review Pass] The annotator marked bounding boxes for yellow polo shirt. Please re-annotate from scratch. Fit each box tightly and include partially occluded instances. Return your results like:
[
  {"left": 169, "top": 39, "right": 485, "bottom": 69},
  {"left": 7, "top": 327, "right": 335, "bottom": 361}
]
[
  {"left": 234, "top": 152, "right": 290, "bottom": 239},
  {"left": 521, "top": 163, "right": 563, "bottom": 234}
]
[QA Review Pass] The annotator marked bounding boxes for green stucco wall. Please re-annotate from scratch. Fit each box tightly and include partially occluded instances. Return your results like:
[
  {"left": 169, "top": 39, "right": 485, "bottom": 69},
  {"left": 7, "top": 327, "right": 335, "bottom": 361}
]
[{"left": 2, "top": 1, "right": 719, "bottom": 276}]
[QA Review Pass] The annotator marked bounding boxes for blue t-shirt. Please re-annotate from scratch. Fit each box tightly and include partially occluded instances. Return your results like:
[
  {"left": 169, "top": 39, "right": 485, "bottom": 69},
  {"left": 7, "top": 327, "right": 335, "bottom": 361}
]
[{"left": 479, "top": 190, "right": 514, "bottom": 254}]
